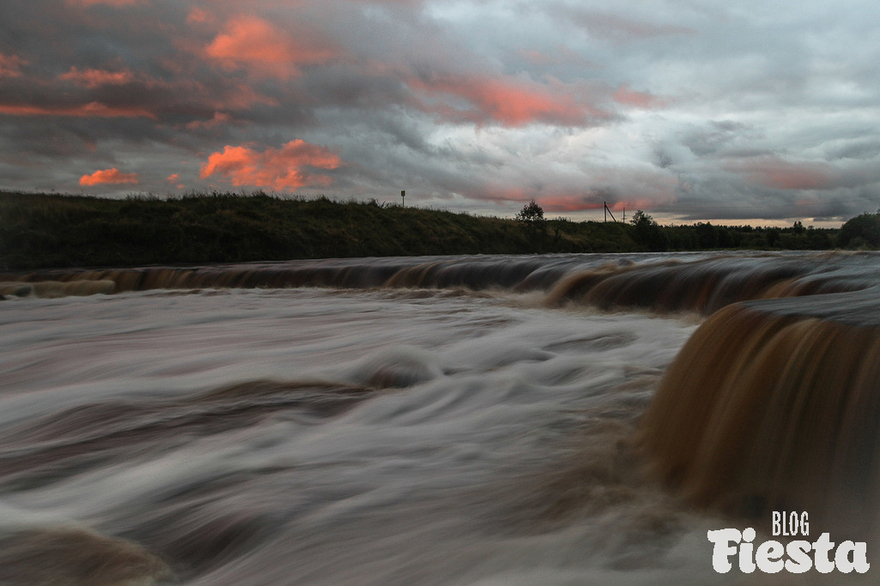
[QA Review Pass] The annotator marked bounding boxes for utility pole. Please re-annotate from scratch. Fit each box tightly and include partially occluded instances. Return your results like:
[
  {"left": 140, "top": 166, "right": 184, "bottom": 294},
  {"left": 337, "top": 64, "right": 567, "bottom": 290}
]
[{"left": 604, "top": 201, "right": 617, "bottom": 223}]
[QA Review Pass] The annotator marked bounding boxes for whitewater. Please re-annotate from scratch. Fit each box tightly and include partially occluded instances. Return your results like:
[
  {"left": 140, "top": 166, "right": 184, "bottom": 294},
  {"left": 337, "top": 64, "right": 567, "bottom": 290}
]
[{"left": 1, "top": 251, "right": 878, "bottom": 585}]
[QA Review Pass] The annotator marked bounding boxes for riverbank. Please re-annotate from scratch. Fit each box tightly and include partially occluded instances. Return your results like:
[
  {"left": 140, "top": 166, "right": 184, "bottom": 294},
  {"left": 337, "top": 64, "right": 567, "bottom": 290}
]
[{"left": 0, "top": 191, "right": 837, "bottom": 269}]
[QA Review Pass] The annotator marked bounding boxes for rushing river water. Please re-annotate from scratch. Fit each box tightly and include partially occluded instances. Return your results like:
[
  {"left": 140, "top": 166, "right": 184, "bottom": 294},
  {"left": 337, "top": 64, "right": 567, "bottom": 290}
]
[{"left": 1, "top": 252, "right": 878, "bottom": 585}]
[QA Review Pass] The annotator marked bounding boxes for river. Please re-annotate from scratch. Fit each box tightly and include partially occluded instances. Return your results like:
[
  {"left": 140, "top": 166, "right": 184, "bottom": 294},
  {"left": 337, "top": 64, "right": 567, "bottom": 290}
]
[{"left": 0, "top": 251, "right": 877, "bottom": 584}]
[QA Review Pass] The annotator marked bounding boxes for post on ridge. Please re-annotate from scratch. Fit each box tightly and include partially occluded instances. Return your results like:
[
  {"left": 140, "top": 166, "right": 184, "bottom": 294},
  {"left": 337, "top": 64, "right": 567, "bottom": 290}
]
[{"left": 604, "top": 201, "right": 617, "bottom": 223}]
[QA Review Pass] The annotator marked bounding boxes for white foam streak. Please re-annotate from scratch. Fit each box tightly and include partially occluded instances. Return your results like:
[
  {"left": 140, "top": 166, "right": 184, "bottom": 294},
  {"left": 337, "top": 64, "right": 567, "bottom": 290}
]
[{"left": 0, "top": 286, "right": 725, "bottom": 584}]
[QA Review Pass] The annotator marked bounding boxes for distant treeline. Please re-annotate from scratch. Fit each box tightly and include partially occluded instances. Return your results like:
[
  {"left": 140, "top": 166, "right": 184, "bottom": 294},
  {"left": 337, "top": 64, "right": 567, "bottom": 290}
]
[{"left": 0, "top": 190, "right": 874, "bottom": 270}]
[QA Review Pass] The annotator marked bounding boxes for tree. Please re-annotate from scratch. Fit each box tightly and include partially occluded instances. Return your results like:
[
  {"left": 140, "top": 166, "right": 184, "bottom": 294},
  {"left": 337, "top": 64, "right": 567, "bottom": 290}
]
[
  {"left": 516, "top": 199, "right": 545, "bottom": 224},
  {"left": 516, "top": 199, "right": 546, "bottom": 251},
  {"left": 630, "top": 209, "right": 652, "bottom": 228},
  {"left": 630, "top": 210, "right": 669, "bottom": 251},
  {"left": 694, "top": 222, "right": 719, "bottom": 249},
  {"left": 837, "top": 211, "right": 880, "bottom": 248}
]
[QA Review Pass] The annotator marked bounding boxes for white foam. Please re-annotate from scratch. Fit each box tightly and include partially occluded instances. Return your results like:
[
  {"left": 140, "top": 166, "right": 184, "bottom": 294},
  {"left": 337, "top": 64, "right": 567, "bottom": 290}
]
[{"left": 0, "top": 285, "right": 713, "bottom": 584}]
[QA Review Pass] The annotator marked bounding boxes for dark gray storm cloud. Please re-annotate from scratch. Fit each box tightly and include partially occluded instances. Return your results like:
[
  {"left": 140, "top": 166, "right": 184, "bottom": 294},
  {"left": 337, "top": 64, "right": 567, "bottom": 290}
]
[{"left": 1, "top": 0, "right": 879, "bottom": 224}]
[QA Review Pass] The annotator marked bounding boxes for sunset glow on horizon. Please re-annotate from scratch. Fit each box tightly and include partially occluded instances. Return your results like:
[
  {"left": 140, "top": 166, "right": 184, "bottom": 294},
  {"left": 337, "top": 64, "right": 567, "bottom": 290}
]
[{"left": 2, "top": 0, "right": 880, "bottom": 225}]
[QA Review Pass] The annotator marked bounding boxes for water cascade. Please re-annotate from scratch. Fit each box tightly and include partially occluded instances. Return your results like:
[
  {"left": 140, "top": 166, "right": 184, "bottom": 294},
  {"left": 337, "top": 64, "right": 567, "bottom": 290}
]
[
  {"left": 4, "top": 251, "right": 880, "bottom": 582},
  {"left": 2, "top": 252, "right": 874, "bottom": 314},
  {"left": 639, "top": 287, "right": 880, "bottom": 537}
]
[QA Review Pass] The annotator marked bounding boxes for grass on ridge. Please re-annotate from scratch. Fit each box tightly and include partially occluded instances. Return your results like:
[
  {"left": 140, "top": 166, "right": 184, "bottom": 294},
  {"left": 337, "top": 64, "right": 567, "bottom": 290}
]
[{"left": 0, "top": 190, "right": 837, "bottom": 270}]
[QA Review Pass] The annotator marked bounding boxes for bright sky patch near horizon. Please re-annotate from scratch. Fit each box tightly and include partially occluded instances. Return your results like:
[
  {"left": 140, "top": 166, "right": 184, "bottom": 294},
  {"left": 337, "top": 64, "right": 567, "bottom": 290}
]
[{"left": 1, "top": 0, "right": 879, "bottom": 226}]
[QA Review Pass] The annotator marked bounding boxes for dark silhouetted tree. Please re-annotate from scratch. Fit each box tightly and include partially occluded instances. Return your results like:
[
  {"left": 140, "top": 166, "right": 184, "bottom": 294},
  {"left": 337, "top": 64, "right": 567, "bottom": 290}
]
[
  {"left": 837, "top": 211, "right": 880, "bottom": 248},
  {"left": 516, "top": 199, "right": 546, "bottom": 251},
  {"left": 630, "top": 210, "right": 668, "bottom": 251},
  {"left": 516, "top": 199, "right": 544, "bottom": 223}
]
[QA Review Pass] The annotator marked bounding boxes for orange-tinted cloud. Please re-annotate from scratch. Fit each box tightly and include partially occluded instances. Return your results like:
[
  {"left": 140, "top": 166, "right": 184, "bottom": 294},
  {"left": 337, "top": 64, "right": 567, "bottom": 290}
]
[
  {"left": 613, "top": 84, "right": 666, "bottom": 109},
  {"left": 727, "top": 157, "right": 835, "bottom": 190},
  {"left": 59, "top": 67, "right": 135, "bottom": 88},
  {"left": 205, "top": 15, "right": 339, "bottom": 79},
  {"left": 538, "top": 196, "right": 604, "bottom": 212},
  {"left": 206, "top": 83, "right": 278, "bottom": 111},
  {"left": 167, "top": 173, "right": 184, "bottom": 189},
  {"left": 0, "top": 102, "right": 156, "bottom": 119},
  {"left": 79, "top": 168, "right": 139, "bottom": 186},
  {"left": 0, "top": 53, "right": 27, "bottom": 78},
  {"left": 200, "top": 140, "right": 342, "bottom": 190},
  {"left": 68, "top": 0, "right": 142, "bottom": 6},
  {"left": 187, "top": 7, "right": 211, "bottom": 24},
  {"left": 408, "top": 75, "right": 600, "bottom": 127},
  {"left": 185, "top": 111, "right": 231, "bottom": 130}
]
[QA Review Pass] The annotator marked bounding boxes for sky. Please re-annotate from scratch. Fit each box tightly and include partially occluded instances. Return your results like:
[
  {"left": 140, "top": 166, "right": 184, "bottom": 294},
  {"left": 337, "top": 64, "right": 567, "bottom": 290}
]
[{"left": 2, "top": 0, "right": 880, "bottom": 226}]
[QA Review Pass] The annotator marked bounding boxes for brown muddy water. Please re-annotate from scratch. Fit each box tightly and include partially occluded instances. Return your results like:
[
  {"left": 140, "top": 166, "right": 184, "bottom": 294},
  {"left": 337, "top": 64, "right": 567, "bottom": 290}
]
[{"left": 1, "top": 251, "right": 879, "bottom": 585}]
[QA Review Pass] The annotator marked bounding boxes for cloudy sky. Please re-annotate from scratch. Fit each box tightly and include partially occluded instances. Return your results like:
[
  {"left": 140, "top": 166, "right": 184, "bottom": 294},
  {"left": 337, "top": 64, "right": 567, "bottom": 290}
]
[{"left": 2, "top": 0, "right": 879, "bottom": 225}]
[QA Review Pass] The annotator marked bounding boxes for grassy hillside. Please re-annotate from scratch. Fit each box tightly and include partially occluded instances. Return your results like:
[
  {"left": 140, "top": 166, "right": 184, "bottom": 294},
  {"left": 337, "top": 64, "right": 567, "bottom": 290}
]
[{"left": 0, "top": 191, "right": 839, "bottom": 270}]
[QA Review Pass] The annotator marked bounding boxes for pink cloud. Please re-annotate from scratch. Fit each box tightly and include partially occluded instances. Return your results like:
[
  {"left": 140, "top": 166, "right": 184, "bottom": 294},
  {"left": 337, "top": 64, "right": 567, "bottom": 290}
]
[
  {"left": 185, "top": 111, "right": 231, "bottom": 130},
  {"left": 0, "top": 53, "right": 27, "bottom": 78},
  {"left": 613, "top": 84, "right": 667, "bottom": 109},
  {"left": 727, "top": 157, "right": 835, "bottom": 190},
  {"left": 538, "top": 196, "right": 604, "bottom": 213},
  {"left": 407, "top": 74, "right": 603, "bottom": 127},
  {"left": 79, "top": 168, "right": 139, "bottom": 186},
  {"left": 0, "top": 102, "right": 157, "bottom": 119},
  {"left": 187, "top": 7, "right": 211, "bottom": 24},
  {"left": 215, "top": 84, "right": 278, "bottom": 110},
  {"left": 200, "top": 140, "right": 342, "bottom": 190},
  {"left": 59, "top": 67, "right": 135, "bottom": 88},
  {"left": 68, "top": 0, "right": 142, "bottom": 6},
  {"left": 204, "top": 15, "right": 339, "bottom": 79}
]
